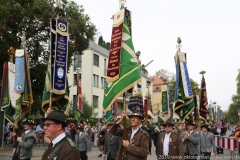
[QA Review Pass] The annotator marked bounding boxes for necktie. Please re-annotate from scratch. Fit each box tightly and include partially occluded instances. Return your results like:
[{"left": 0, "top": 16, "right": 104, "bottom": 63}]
[{"left": 48, "top": 142, "right": 53, "bottom": 148}]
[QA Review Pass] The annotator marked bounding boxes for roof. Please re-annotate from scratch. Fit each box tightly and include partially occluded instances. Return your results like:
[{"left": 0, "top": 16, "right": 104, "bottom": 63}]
[{"left": 152, "top": 76, "right": 164, "bottom": 91}]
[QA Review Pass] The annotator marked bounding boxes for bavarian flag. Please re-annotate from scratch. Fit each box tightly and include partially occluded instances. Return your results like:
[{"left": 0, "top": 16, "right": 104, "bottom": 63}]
[
  {"left": 102, "top": 8, "right": 141, "bottom": 123},
  {"left": 41, "top": 59, "right": 69, "bottom": 112},
  {"left": 173, "top": 51, "right": 195, "bottom": 123}
]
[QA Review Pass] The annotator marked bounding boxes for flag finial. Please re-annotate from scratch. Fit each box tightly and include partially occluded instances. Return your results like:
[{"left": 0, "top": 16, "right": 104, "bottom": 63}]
[
  {"left": 21, "top": 32, "right": 26, "bottom": 49},
  {"left": 7, "top": 47, "right": 15, "bottom": 63},
  {"left": 120, "top": 0, "right": 126, "bottom": 7},
  {"left": 177, "top": 37, "right": 182, "bottom": 51},
  {"left": 56, "top": 0, "right": 63, "bottom": 9}
]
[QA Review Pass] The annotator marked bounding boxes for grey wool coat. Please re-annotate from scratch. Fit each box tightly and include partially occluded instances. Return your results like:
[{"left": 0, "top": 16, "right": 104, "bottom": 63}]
[
  {"left": 74, "top": 132, "right": 92, "bottom": 152},
  {"left": 18, "top": 130, "right": 37, "bottom": 159},
  {"left": 199, "top": 132, "right": 216, "bottom": 153},
  {"left": 182, "top": 131, "right": 200, "bottom": 155}
]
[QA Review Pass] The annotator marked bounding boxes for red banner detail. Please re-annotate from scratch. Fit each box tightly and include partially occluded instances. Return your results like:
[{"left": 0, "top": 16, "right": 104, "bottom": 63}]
[
  {"left": 77, "top": 79, "right": 82, "bottom": 112},
  {"left": 0, "top": 62, "right": 8, "bottom": 105},
  {"left": 106, "top": 11, "right": 124, "bottom": 82},
  {"left": 144, "top": 99, "right": 148, "bottom": 118}
]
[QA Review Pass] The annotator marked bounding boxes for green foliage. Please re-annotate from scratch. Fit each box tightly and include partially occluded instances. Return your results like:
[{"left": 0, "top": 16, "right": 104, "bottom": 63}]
[
  {"left": 226, "top": 71, "right": 240, "bottom": 124},
  {"left": 98, "top": 36, "right": 110, "bottom": 50},
  {"left": 0, "top": 0, "right": 97, "bottom": 114}
]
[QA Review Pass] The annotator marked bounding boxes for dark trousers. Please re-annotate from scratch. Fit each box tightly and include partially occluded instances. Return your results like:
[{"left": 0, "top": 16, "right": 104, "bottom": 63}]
[
  {"left": 200, "top": 152, "right": 211, "bottom": 160},
  {"left": 107, "top": 154, "right": 115, "bottom": 160},
  {"left": 149, "top": 139, "right": 152, "bottom": 153},
  {"left": 184, "top": 154, "right": 198, "bottom": 160},
  {"left": 80, "top": 151, "right": 88, "bottom": 160}
]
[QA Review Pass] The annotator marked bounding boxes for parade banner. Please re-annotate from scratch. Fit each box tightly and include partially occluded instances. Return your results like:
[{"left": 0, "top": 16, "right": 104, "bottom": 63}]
[
  {"left": 199, "top": 74, "right": 209, "bottom": 123},
  {"left": 144, "top": 99, "right": 148, "bottom": 118},
  {"left": 106, "top": 9, "right": 124, "bottom": 83},
  {"left": 103, "top": 8, "right": 141, "bottom": 123},
  {"left": 42, "top": 60, "right": 69, "bottom": 112},
  {"left": 77, "top": 79, "right": 83, "bottom": 112},
  {"left": 8, "top": 62, "right": 21, "bottom": 109},
  {"left": 52, "top": 19, "right": 68, "bottom": 94},
  {"left": 15, "top": 49, "right": 25, "bottom": 93},
  {"left": 128, "top": 96, "right": 144, "bottom": 114},
  {"left": 158, "top": 84, "right": 171, "bottom": 123},
  {"left": 174, "top": 51, "right": 195, "bottom": 122},
  {"left": 1, "top": 62, "right": 10, "bottom": 108}
]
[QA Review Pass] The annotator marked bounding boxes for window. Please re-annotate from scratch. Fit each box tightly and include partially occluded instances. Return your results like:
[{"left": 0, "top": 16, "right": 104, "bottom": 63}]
[
  {"left": 73, "top": 95, "right": 77, "bottom": 110},
  {"left": 93, "top": 53, "right": 99, "bottom": 66},
  {"left": 74, "top": 74, "right": 81, "bottom": 86},
  {"left": 101, "top": 77, "right": 106, "bottom": 88},
  {"left": 104, "top": 59, "right": 107, "bottom": 76},
  {"left": 93, "top": 95, "right": 99, "bottom": 108},
  {"left": 74, "top": 54, "right": 82, "bottom": 71},
  {"left": 93, "top": 74, "right": 99, "bottom": 87}
]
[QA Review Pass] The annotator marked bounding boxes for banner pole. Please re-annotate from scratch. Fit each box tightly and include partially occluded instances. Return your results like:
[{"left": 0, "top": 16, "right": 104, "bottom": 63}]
[
  {"left": 1, "top": 116, "right": 5, "bottom": 149},
  {"left": 122, "top": 92, "right": 127, "bottom": 160}
]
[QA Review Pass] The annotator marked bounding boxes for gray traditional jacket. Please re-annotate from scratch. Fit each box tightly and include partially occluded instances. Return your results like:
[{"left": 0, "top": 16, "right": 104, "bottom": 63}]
[
  {"left": 199, "top": 132, "right": 216, "bottom": 153},
  {"left": 74, "top": 132, "right": 92, "bottom": 152},
  {"left": 18, "top": 130, "right": 37, "bottom": 159},
  {"left": 104, "top": 130, "right": 122, "bottom": 159},
  {"left": 183, "top": 131, "right": 200, "bottom": 155}
]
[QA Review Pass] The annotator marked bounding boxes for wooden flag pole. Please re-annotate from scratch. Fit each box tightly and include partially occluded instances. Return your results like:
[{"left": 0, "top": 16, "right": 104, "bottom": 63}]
[{"left": 122, "top": 92, "right": 127, "bottom": 160}]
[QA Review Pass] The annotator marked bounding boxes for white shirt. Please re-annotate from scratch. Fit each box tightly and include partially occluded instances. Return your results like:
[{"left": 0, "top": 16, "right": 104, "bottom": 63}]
[
  {"left": 163, "top": 132, "right": 171, "bottom": 155},
  {"left": 79, "top": 132, "right": 82, "bottom": 137},
  {"left": 131, "top": 127, "right": 140, "bottom": 140},
  {"left": 25, "top": 130, "right": 31, "bottom": 135},
  {"left": 52, "top": 132, "right": 66, "bottom": 147},
  {"left": 188, "top": 130, "right": 194, "bottom": 136}
]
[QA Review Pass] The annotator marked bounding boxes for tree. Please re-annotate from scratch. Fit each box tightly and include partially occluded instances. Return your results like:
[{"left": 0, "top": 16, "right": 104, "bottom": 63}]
[
  {"left": 0, "top": 0, "right": 97, "bottom": 114},
  {"left": 98, "top": 36, "right": 110, "bottom": 50},
  {"left": 227, "top": 70, "right": 240, "bottom": 124}
]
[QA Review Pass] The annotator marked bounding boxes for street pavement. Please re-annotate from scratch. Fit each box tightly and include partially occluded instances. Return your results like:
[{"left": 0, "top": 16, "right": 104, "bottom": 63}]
[{"left": 0, "top": 130, "right": 237, "bottom": 160}]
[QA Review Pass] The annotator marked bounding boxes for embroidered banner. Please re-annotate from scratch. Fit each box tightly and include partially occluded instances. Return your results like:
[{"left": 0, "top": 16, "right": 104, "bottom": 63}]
[
  {"left": 106, "top": 9, "right": 124, "bottom": 83},
  {"left": 52, "top": 19, "right": 68, "bottom": 94},
  {"left": 0, "top": 62, "right": 9, "bottom": 108},
  {"left": 15, "top": 49, "right": 25, "bottom": 93},
  {"left": 128, "top": 96, "right": 143, "bottom": 114},
  {"left": 158, "top": 84, "right": 171, "bottom": 123},
  {"left": 77, "top": 79, "right": 82, "bottom": 112},
  {"left": 174, "top": 51, "right": 194, "bottom": 123},
  {"left": 199, "top": 75, "right": 209, "bottom": 123}
]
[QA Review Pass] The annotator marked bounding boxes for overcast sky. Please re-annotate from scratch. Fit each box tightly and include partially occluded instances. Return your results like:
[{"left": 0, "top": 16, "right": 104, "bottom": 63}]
[{"left": 76, "top": 0, "right": 240, "bottom": 111}]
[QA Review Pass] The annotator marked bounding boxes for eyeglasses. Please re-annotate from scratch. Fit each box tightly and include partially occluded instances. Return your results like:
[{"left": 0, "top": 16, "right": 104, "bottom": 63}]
[
  {"left": 165, "top": 125, "right": 172, "bottom": 128},
  {"left": 44, "top": 123, "right": 58, "bottom": 127}
]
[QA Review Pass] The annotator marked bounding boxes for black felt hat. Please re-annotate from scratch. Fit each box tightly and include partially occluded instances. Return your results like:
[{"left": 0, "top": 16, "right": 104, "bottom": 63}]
[
  {"left": 201, "top": 124, "right": 210, "bottom": 131},
  {"left": 22, "top": 118, "right": 36, "bottom": 125},
  {"left": 76, "top": 125, "right": 84, "bottom": 130},
  {"left": 128, "top": 110, "right": 144, "bottom": 119},
  {"left": 186, "top": 121, "right": 195, "bottom": 126},
  {"left": 42, "top": 110, "right": 67, "bottom": 127}
]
